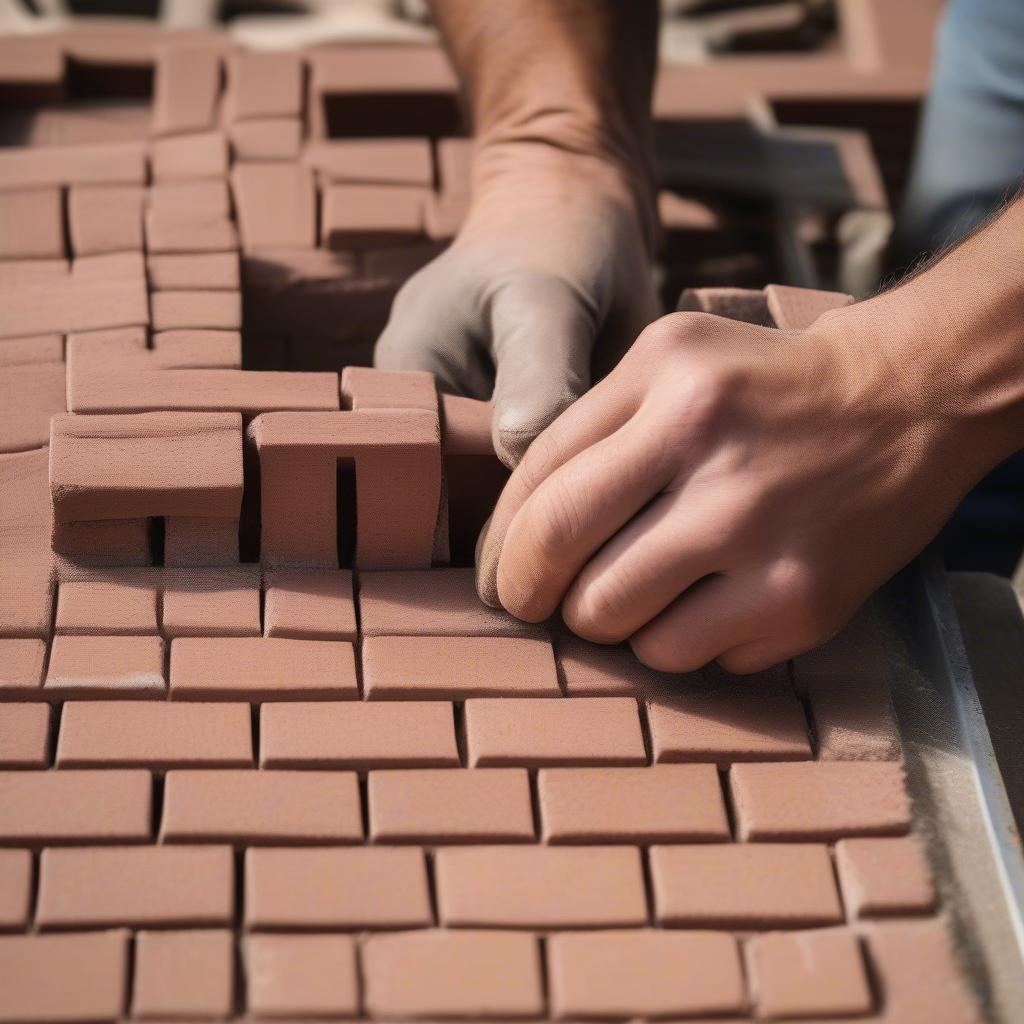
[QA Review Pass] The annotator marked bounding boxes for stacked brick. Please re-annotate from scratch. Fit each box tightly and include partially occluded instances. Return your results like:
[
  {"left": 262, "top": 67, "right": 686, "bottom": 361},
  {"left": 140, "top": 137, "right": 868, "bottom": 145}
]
[{"left": 0, "top": 11, "right": 979, "bottom": 1024}]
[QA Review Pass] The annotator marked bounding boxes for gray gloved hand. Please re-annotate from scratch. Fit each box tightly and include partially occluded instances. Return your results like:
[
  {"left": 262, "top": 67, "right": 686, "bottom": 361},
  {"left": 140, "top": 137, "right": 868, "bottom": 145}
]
[{"left": 375, "top": 142, "right": 660, "bottom": 467}]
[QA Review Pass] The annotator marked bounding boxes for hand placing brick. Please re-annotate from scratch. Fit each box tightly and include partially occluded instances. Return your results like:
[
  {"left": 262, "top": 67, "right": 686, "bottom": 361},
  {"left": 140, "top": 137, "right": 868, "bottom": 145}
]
[
  {"left": 0, "top": 849, "right": 32, "bottom": 930},
  {"left": 260, "top": 701, "right": 459, "bottom": 769},
  {"left": 0, "top": 704, "right": 50, "bottom": 768},
  {"left": 170, "top": 637, "right": 357, "bottom": 701},
  {"left": 538, "top": 765, "right": 729, "bottom": 843},
  {"left": 368, "top": 768, "right": 534, "bottom": 843},
  {"left": 263, "top": 569, "right": 356, "bottom": 641},
  {"left": 362, "top": 929, "right": 544, "bottom": 1020},
  {"left": 57, "top": 701, "right": 253, "bottom": 769},
  {"left": 730, "top": 761, "right": 912, "bottom": 840},
  {"left": 245, "top": 846, "right": 431, "bottom": 929},
  {"left": 364, "top": 636, "right": 560, "bottom": 699},
  {"left": 0, "top": 930, "right": 129, "bottom": 1023},
  {"left": 465, "top": 697, "right": 646, "bottom": 767},
  {"left": 132, "top": 929, "right": 234, "bottom": 1021},
  {"left": 246, "top": 934, "right": 359, "bottom": 1018},
  {"left": 748, "top": 927, "right": 872, "bottom": 1019},
  {"left": 44, "top": 635, "right": 165, "bottom": 699},
  {"left": 434, "top": 845, "right": 648, "bottom": 928},
  {"left": 835, "top": 836, "right": 936, "bottom": 917},
  {"left": 0, "top": 770, "right": 151, "bottom": 844},
  {"left": 160, "top": 769, "right": 362, "bottom": 844},
  {"left": 56, "top": 579, "right": 158, "bottom": 635},
  {"left": 37, "top": 845, "right": 234, "bottom": 929},
  {"left": 547, "top": 929, "right": 745, "bottom": 1020},
  {"left": 650, "top": 843, "right": 843, "bottom": 927}
]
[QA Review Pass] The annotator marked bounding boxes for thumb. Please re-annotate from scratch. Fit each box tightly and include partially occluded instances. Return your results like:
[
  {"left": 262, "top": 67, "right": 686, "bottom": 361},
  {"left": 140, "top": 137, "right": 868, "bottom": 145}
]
[
  {"left": 375, "top": 268, "right": 493, "bottom": 399},
  {"left": 489, "top": 273, "right": 596, "bottom": 468}
]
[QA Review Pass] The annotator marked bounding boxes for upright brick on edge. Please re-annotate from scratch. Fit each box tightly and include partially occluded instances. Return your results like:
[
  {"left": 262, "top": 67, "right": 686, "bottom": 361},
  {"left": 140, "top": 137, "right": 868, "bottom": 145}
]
[{"left": 250, "top": 410, "right": 441, "bottom": 570}]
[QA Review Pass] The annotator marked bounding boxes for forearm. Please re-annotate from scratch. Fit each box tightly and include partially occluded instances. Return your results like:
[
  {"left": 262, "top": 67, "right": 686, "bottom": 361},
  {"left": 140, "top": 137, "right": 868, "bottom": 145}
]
[{"left": 429, "top": 0, "right": 659, "bottom": 230}]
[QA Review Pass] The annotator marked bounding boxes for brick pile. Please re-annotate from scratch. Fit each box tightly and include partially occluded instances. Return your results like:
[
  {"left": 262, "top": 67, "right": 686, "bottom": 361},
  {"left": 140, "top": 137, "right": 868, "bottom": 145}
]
[{"left": 0, "top": 10, "right": 980, "bottom": 1023}]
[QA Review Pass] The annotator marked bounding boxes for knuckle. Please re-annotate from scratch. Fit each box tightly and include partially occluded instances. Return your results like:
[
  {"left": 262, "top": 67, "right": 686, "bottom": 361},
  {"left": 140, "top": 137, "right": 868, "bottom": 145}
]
[
  {"left": 629, "top": 629, "right": 698, "bottom": 675},
  {"left": 563, "top": 577, "right": 633, "bottom": 643},
  {"left": 774, "top": 559, "right": 835, "bottom": 648}
]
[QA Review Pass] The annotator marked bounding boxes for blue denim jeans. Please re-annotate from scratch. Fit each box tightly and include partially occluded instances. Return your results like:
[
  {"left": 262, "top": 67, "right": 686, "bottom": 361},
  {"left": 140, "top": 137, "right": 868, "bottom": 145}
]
[{"left": 894, "top": 0, "right": 1024, "bottom": 574}]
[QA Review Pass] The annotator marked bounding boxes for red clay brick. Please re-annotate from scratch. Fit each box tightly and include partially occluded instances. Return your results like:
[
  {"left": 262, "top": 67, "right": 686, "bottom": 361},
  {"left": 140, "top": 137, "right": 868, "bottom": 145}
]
[
  {"left": 226, "top": 51, "right": 303, "bottom": 121},
  {"left": 864, "top": 919, "right": 981, "bottom": 1023},
  {"left": 56, "top": 579, "right": 158, "bottom": 635},
  {"left": 233, "top": 163, "right": 315, "bottom": 250},
  {"left": 650, "top": 843, "right": 843, "bottom": 927},
  {"left": 730, "top": 761, "right": 912, "bottom": 840},
  {"left": 440, "top": 393, "right": 492, "bottom": 455},
  {"left": 0, "top": 930, "right": 129, "bottom": 1022},
  {"left": 147, "top": 253, "right": 239, "bottom": 291},
  {"left": 245, "top": 846, "right": 431, "bottom": 929},
  {"left": 161, "top": 769, "right": 362, "bottom": 844},
  {"left": 764, "top": 283, "right": 852, "bottom": 330},
  {"left": 539, "top": 765, "right": 729, "bottom": 843},
  {"left": 0, "top": 639, "right": 46, "bottom": 696},
  {"left": 151, "top": 329, "right": 241, "bottom": 368},
  {"left": 52, "top": 518, "right": 151, "bottom": 569},
  {"left": 250, "top": 410, "right": 441, "bottom": 571},
  {"left": 162, "top": 576, "right": 260, "bottom": 638},
  {"left": 322, "top": 184, "right": 425, "bottom": 248},
  {"left": 152, "top": 45, "right": 221, "bottom": 137},
  {"left": 44, "top": 635, "right": 165, "bottom": 699},
  {"left": 163, "top": 515, "right": 240, "bottom": 567},
  {"left": 260, "top": 701, "right": 459, "bottom": 769},
  {"left": 246, "top": 934, "right": 359, "bottom": 1018},
  {"left": 368, "top": 768, "right": 534, "bottom": 843},
  {"left": 341, "top": 365, "right": 437, "bottom": 411},
  {"left": 556, "top": 634, "right": 691, "bottom": 696},
  {"left": 50, "top": 411, "right": 243, "bottom": 524},
  {"left": 132, "top": 929, "right": 234, "bottom": 1020},
  {"left": 749, "top": 927, "right": 872, "bottom": 1019},
  {"left": 809, "top": 686, "right": 903, "bottom": 760},
  {"left": 0, "top": 361, "right": 67, "bottom": 453},
  {"left": 646, "top": 680, "right": 811, "bottom": 763},
  {"left": 150, "top": 291, "right": 241, "bottom": 332},
  {"left": 263, "top": 569, "right": 356, "bottom": 641},
  {"left": 435, "top": 845, "right": 647, "bottom": 928},
  {"left": 465, "top": 697, "right": 646, "bottom": 767},
  {"left": 68, "top": 185, "right": 144, "bottom": 256},
  {"left": 37, "top": 845, "right": 234, "bottom": 929},
  {"left": 0, "top": 188, "right": 63, "bottom": 259},
  {"left": 0, "top": 848, "right": 32, "bottom": 929},
  {"left": 305, "top": 139, "right": 433, "bottom": 187},
  {"left": 835, "top": 836, "right": 936, "bottom": 917},
  {"left": 144, "top": 204, "right": 238, "bottom": 254},
  {"left": 151, "top": 132, "right": 228, "bottom": 182},
  {"left": 0, "top": 770, "right": 150, "bottom": 844},
  {"left": 228, "top": 118, "right": 301, "bottom": 160},
  {"left": 57, "top": 701, "right": 252, "bottom": 768},
  {"left": 148, "top": 178, "right": 230, "bottom": 222},
  {"left": 170, "top": 637, "right": 357, "bottom": 700},
  {"left": 362, "top": 929, "right": 543, "bottom": 1020},
  {"left": 359, "top": 568, "right": 542, "bottom": 638},
  {"left": 364, "top": 635, "right": 559, "bottom": 699},
  {"left": 0, "top": 333, "right": 63, "bottom": 367},
  {"left": 548, "top": 929, "right": 745, "bottom": 1020},
  {"left": 0, "top": 703, "right": 50, "bottom": 767}
]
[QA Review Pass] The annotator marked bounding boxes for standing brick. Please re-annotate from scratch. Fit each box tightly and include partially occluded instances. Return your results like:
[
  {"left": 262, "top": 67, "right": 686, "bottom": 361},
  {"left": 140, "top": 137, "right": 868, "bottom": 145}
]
[
  {"left": 132, "top": 930, "right": 234, "bottom": 1020},
  {"left": 465, "top": 697, "right": 646, "bottom": 767},
  {"left": 835, "top": 836, "right": 936, "bottom": 917},
  {"left": 246, "top": 934, "right": 359, "bottom": 1018},
  {"left": 245, "top": 847, "right": 431, "bottom": 930},
  {"left": 362, "top": 930, "right": 543, "bottom": 1020},
  {"left": 539, "top": 765, "right": 729, "bottom": 843},
  {"left": 0, "top": 931, "right": 129, "bottom": 1023},
  {"left": 435, "top": 846, "right": 647, "bottom": 928},
  {"left": 37, "top": 845, "right": 234, "bottom": 928},
  {"left": 730, "top": 762, "right": 912, "bottom": 840},
  {"left": 160, "top": 769, "right": 362, "bottom": 844},
  {"left": 748, "top": 928, "right": 872, "bottom": 1019},
  {"left": 0, "top": 770, "right": 150, "bottom": 844},
  {"left": 650, "top": 844, "right": 842, "bottom": 928},
  {"left": 547, "top": 929, "right": 745, "bottom": 1020}
]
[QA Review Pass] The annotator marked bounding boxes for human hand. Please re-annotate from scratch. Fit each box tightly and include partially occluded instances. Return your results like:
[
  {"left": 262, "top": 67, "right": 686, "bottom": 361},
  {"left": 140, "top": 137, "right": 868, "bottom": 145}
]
[
  {"left": 476, "top": 302, "right": 994, "bottom": 673},
  {"left": 375, "top": 141, "right": 660, "bottom": 467}
]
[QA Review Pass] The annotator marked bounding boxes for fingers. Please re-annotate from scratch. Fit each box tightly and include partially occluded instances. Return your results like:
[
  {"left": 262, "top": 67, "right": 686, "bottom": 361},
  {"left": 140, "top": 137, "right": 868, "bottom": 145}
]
[
  {"left": 475, "top": 361, "right": 641, "bottom": 608},
  {"left": 375, "top": 270, "right": 492, "bottom": 399},
  {"left": 629, "top": 574, "right": 773, "bottom": 674},
  {"left": 560, "top": 489, "right": 730, "bottom": 643},
  {"left": 488, "top": 273, "right": 597, "bottom": 468},
  {"left": 494, "top": 405, "right": 677, "bottom": 622}
]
